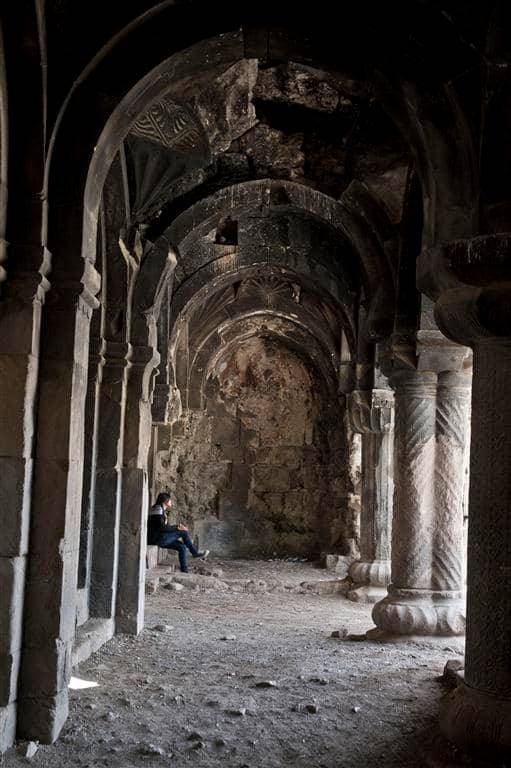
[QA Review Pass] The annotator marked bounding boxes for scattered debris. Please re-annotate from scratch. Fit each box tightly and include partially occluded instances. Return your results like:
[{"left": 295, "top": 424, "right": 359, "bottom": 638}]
[
  {"left": 17, "top": 741, "right": 39, "bottom": 760},
  {"left": 441, "top": 658, "right": 464, "bottom": 688},
  {"left": 153, "top": 624, "right": 173, "bottom": 633}
]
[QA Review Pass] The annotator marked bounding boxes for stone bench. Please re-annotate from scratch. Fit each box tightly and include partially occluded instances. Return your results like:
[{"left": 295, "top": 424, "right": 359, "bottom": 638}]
[
  {"left": 146, "top": 545, "right": 177, "bottom": 570},
  {"left": 146, "top": 545, "right": 159, "bottom": 570}
]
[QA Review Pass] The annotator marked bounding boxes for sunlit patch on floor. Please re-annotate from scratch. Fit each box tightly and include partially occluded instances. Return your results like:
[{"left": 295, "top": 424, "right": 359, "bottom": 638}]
[{"left": 68, "top": 676, "right": 99, "bottom": 691}]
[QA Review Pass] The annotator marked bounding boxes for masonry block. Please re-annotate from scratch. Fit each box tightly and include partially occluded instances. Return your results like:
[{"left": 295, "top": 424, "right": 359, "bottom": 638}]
[
  {"left": 0, "top": 458, "right": 32, "bottom": 556},
  {"left": 146, "top": 545, "right": 159, "bottom": 570},
  {"left": 17, "top": 689, "right": 69, "bottom": 744},
  {"left": 210, "top": 416, "right": 240, "bottom": 447},
  {"left": 0, "top": 556, "right": 26, "bottom": 655},
  {"left": 0, "top": 702, "right": 16, "bottom": 753},
  {"left": 253, "top": 465, "right": 290, "bottom": 492},
  {"left": 0, "top": 652, "right": 20, "bottom": 708},
  {"left": 157, "top": 425, "right": 172, "bottom": 452},
  {"left": 218, "top": 490, "right": 247, "bottom": 519}
]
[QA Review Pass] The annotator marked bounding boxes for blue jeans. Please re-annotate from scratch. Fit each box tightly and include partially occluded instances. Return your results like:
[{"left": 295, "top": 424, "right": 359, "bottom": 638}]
[{"left": 158, "top": 529, "right": 199, "bottom": 572}]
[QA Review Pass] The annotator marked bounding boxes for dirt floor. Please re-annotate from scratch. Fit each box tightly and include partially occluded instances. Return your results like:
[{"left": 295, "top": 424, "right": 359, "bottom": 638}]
[{"left": 2, "top": 559, "right": 505, "bottom": 768}]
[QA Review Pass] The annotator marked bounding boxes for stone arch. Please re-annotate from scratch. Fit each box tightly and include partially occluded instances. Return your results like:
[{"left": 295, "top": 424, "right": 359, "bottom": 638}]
[
  {"left": 187, "top": 311, "right": 339, "bottom": 410},
  {"left": 163, "top": 178, "right": 393, "bottom": 338},
  {"left": 16, "top": 6, "right": 485, "bottom": 746},
  {"left": 170, "top": 258, "right": 356, "bottom": 347},
  {"left": 153, "top": 313, "right": 348, "bottom": 559},
  {"left": 167, "top": 265, "right": 343, "bottom": 408}
]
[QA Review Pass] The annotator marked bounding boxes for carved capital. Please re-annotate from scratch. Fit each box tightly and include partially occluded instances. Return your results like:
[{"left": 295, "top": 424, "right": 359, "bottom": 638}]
[
  {"left": 102, "top": 340, "right": 131, "bottom": 365},
  {"left": 389, "top": 368, "right": 438, "bottom": 398},
  {"left": 127, "top": 344, "right": 160, "bottom": 403},
  {"left": 419, "top": 234, "right": 511, "bottom": 347},
  {"left": 348, "top": 389, "right": 394, "bottom": 434}
]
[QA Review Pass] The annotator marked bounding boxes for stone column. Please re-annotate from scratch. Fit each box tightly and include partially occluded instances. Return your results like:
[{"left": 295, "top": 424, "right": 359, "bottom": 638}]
[
  {"left": 422, "top": 233, "right": 511, "bottom": 748},
  {"left": 76, "top": 333, "right": 104, "bottom": 626},
  {"left": 433, "top": 370, "right": 471, "bottom": 594},
  {"left": 0, "top": 268, "right": 48, "bottom": 750},
  {"left": 372, "top": 367, "right": 469, "bottom": 636},
  {"left": 347, "top": 389, "right": 394, "bottom": 603},
  {"left": 116, "top": 344, "right": 159, "bottom": 635},
  {"left": 89, "top": 341, "right": 131, "bottom": 620},
  {"left": 18, "top": 261, "right": 100, "bottom": 743},
  {"left": 442, "top": 340, "right": 511, "bottom": 745}
]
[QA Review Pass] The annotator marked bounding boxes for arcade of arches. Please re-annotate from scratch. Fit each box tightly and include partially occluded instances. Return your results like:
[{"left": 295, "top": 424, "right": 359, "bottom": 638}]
[{"left": 1, "top": 1, "right": 511, "bottom": 762}]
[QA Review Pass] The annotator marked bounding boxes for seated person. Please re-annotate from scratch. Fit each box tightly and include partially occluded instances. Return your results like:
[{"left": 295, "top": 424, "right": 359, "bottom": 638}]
[{"left": 147, "top": 492, "right": 209, "bottom": 573}]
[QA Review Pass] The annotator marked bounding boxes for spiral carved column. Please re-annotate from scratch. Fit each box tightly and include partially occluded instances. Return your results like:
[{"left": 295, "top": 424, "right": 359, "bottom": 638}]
[
  {"left": 347, "top": 389, "right": 394, "bottom": 603},
  {"left": 372, "top": 367, "right": 469, "bottom": 636}
]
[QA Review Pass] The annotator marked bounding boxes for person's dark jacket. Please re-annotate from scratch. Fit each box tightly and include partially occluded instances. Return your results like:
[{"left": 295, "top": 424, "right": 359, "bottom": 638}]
[{"left": 147, "top": 503, "right": 177, "bottom": 545}]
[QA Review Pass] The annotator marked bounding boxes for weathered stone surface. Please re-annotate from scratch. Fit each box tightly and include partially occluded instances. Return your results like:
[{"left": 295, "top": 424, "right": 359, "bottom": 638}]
[
  {"left": 0, "top": 702, "right": 17, "bottom": 753},
  {"left": 154, "top": 336, "right": 350, "bottom": 558},
  {"left": 322, "top": 554, "right": 352, "bottom": 578},
  {"left": 373, "top": 368, "right": 470, "bottom": 636},
  {"left": 347, "top": 389, "right": 394, "bottom": 603},
  {"left": 442, "top": 659, "right": 464, "bottom": 689}
]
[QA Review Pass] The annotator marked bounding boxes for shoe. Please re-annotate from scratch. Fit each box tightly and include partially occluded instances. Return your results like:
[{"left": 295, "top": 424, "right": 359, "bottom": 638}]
[{"left": 195, "top": 549, "right": 210, "bottom": 560}]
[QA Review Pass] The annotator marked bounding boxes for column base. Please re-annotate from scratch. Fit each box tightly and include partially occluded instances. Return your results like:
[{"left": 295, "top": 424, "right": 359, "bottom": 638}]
[
  {"left": 347, "top": 559, "right": 390, "bottom": 603},
  {"left": 372, "top": 586, "right": 465, "bottom": 636},
  {"left": 441, "top": 682, "right": 511, "bottom": 749},
  {"left": 0, "top": 703, "right": 17, "bottom": 753},
  {"left": 17, "top": 690, "right": 69, "bottom": 744}
]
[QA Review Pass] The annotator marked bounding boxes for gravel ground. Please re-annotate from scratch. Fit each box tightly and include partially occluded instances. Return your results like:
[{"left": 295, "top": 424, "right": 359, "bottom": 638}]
[{"left": 2, "top": 559, "right": 504, "bottom": 768}]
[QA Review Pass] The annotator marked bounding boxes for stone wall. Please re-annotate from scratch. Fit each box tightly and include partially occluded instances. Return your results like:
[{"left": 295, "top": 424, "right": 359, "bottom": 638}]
[{"left": 153, "top": 336, "right": 355, "bottom": 557}]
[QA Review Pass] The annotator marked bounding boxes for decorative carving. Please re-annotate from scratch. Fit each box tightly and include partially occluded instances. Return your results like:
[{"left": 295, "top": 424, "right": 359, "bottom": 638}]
[
  {"left": 372, "top": 587, "right": 465, "bottom": 636},
  {"left": 371, "top": 368, "right": 470, "bottom": 637},
  {"left": 433, "top": 371, "right": 471, "bottom": 592},
  {"left": 131, "top": 99, "right": 206, "bottom": 153},
  {"left": 238, "top": 273, "right": 293, "bottom": 305},
  {"left": 348, "top": 389, "right": 394, "bottom": 434},
  {"left": 347, "top": 389, "right": 394, "bottom": 603}
]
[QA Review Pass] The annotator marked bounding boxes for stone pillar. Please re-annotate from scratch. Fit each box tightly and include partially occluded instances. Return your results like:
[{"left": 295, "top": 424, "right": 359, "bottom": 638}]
[
  {"left": 18, "top": 262, "right": 100, "bottom": 743},
  {"left": 433, "top": 371, "right": 471, "bottom": 594},
  {"left": 116, "top": 344, "right": 159, "bottom": 635},
  {"left": 442, "top": 340, "right": 511, "bottom": 745},
  {"left": 89, "top": 341, "right": 131, "bottom": 619},
  {"left": 422, "top": 233, "right": 511, "bottom": 748},
  {"left": 347, "top": 389, "right": 394, "bottom": 603},
  {"left": 372, "top": 367, "right": 469, "bottom": 636},
  {"left": 76, "top": 333, "right": 104, "bottom": 625},
  {"left": 0, "top": 269, "right": 48, "bottom": 750}
]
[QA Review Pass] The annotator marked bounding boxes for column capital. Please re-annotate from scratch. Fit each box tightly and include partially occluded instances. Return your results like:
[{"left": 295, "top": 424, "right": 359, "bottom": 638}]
[
  {"left": 389, "top": 368, "right": 437, "bottom": 397},
  {"left": 102, "top": 340, "right": 132, "bottom": 366},
  {"left": 419, "top": 234, "right": 511, "bottom": 347},
  {"left": 129, "top": 344, "right": 159, "bottom": 369},
  {"left": 348, "top": 389, "right": 394, "bottom": 435},
  {"left": 45, "top": 258, "right": 101, "bottom": 315},
  {"left": 437, "top": 369, "right": 472, "bottom": 392}
]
